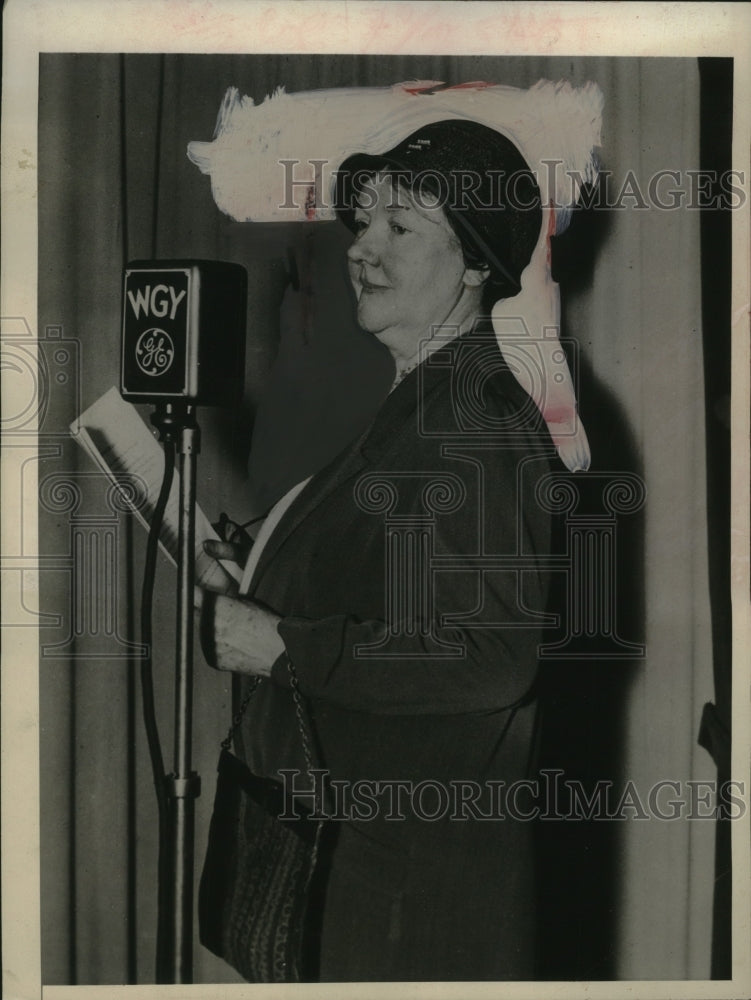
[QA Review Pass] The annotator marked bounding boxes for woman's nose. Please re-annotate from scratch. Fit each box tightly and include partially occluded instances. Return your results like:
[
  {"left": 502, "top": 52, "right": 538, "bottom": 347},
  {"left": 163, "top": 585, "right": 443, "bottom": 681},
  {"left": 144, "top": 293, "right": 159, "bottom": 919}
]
[{"left": 347, "top": 227, "right": 380, "bottom": 266}]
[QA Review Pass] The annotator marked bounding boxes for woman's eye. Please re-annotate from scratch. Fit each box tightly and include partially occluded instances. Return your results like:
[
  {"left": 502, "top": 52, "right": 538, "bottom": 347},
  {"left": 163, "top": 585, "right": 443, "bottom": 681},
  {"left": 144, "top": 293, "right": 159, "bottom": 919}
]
[
  {"left": 390, "top": 222, "right": 408, "bottom": 235},
  {"left": 353, "top": 218, "right": 369, "bottom": 234}
]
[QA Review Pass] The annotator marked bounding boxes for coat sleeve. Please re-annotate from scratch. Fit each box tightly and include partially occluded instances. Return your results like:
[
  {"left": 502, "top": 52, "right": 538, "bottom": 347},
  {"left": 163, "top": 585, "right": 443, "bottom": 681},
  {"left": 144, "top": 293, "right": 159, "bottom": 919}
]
[{"left": 269, "top": 442, "right": 555, "bottom": 717}]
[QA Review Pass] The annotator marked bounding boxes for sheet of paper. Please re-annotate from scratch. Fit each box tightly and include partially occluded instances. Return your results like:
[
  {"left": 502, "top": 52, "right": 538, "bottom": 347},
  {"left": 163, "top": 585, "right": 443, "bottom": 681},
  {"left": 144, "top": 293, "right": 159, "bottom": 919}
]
[{"left": 71, "top": 387, "right": 242, "bottom": 591}]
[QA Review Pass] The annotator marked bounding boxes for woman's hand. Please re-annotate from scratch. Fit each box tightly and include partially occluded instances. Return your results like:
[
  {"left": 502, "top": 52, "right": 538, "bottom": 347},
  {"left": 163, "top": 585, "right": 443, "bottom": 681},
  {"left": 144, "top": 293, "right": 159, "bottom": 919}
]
[
  {"left": 203, "top": 537, "right": 246, "bottom": 583},
  {"left": 198, "top": 591, "right": 284, "bottom": 676},
  {"left": 193, "top": 538, "right": 244, "bottom": 602},
  {"left": 196, "top": 539, "right": 285, "bottom": 676}
]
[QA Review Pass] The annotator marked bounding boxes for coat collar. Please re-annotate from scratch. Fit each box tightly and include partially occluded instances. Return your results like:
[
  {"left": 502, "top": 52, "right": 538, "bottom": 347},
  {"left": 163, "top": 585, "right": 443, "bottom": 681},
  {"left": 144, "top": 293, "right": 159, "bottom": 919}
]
[
  {"left": 249, "top": 325, "right": 499, "bottom": 589},
  {"left": 359, "top": 324, "right": 498, "bottom": 461}
]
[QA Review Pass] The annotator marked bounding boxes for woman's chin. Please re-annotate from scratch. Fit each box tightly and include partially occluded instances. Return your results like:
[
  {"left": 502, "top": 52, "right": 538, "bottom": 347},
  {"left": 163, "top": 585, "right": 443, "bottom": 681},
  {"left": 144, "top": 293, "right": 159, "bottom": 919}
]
[{"left": 356, "top": 306, "right": 389, "bottom": 337}]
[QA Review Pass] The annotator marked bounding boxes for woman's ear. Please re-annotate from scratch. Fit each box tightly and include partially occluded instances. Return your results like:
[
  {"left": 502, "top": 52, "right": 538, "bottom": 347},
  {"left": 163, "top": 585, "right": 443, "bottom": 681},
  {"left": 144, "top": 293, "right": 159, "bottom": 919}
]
[{"left": 463, "top": 265, "right": 490, "bottom": 287}]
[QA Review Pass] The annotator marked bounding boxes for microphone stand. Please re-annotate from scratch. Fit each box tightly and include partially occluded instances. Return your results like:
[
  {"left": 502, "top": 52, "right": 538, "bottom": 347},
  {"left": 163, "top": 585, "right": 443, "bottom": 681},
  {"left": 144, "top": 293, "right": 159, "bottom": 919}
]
[{"left": 152, "top": 402, "right": 201, "bottom": 984}]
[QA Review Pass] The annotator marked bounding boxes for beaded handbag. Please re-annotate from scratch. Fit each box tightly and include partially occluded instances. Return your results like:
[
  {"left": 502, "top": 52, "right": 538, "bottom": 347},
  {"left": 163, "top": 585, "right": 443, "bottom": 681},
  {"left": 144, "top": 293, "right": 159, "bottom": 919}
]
[{"left": 198, "top": 661, "right": 325, "bottom": 982}]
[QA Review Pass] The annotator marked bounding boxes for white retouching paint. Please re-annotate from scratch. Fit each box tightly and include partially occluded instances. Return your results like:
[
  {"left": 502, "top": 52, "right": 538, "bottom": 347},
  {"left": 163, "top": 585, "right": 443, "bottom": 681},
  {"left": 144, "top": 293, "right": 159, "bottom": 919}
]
[
  {"left": 187, "top": 79, "right": 603, "bottom": 231},
  {"left": 188, "top": 79, "right": 602, "bottom": 470}
]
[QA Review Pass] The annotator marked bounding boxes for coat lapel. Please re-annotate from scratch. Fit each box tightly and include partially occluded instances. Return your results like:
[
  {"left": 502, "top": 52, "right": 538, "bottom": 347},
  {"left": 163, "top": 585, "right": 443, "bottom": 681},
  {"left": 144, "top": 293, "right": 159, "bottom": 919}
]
[
  {"left": 248, "top": 333, "right": 468, "bottom": 591},
  {"left": 249, "top": 428, "right": 370, "bottom": 591}
]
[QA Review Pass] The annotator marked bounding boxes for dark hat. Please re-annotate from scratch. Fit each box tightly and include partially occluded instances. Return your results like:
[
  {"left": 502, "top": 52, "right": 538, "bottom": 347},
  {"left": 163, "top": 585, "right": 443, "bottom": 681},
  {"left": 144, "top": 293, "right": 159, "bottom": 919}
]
[{"left": 334, "top": 118, "right": 542, "bottom": 299}]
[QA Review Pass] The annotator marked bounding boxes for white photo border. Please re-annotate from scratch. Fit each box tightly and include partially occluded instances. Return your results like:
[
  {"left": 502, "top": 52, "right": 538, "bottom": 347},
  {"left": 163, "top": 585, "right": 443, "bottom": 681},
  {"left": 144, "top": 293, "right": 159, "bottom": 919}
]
[{"left": 2, "top": 2, "right": 750, "bottom": 999}]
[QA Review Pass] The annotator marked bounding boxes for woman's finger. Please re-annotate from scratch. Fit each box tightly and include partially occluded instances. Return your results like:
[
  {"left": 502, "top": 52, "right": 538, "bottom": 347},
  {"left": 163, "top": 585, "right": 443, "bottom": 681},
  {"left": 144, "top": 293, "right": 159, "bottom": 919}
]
[{"left": 204, "top": 538, "right": 241, "bottom": 562}]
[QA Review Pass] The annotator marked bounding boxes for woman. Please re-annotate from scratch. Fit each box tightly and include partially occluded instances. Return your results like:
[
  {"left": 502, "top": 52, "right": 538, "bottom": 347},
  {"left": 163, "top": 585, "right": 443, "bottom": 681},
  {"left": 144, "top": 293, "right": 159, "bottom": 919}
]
[{"left": 199, "top": 119, "right": 557, "bottom": 981}]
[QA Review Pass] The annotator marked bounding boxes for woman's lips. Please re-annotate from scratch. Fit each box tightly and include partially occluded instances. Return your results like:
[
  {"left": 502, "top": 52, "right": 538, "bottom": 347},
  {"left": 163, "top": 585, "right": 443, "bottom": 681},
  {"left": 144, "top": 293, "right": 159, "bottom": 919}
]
[{"left": 360, "top": 277, "right": 389, "bottom": 291}]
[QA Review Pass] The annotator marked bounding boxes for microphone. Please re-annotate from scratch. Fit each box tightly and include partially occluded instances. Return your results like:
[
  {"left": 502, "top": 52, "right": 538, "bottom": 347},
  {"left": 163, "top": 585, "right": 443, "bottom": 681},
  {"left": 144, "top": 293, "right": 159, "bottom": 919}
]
[
  {"left": 121, "top": 260, "right": 247, "bottom": 405},
  {"left": 121, "top": 259, "right": 248, "bottom": 983}
]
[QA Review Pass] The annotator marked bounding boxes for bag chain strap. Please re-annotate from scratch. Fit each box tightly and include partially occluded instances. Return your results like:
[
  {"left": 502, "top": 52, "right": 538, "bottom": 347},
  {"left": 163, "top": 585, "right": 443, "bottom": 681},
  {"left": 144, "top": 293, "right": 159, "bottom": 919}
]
[
  {"left": 221, "top": 675, "right": 261, "bottom": 751},
  {"left": 220, "top": 653, "right": 316, "bottom": 778},
  {"left": 286, "top": 655, "right": 316, "bottom": 775}
]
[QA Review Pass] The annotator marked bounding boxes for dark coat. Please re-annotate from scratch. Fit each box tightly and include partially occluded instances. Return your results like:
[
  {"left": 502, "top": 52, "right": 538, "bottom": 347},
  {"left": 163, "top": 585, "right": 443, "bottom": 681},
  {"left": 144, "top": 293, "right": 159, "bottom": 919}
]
[{"left": 236, "top": 327, "right": 556, "bottom": 981}]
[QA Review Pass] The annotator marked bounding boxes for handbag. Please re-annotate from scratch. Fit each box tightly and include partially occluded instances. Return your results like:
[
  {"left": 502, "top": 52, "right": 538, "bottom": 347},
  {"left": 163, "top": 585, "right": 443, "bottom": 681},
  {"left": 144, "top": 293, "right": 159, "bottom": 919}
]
[{"left": 198, "top": 657, "right": 326, "bottom": 983}]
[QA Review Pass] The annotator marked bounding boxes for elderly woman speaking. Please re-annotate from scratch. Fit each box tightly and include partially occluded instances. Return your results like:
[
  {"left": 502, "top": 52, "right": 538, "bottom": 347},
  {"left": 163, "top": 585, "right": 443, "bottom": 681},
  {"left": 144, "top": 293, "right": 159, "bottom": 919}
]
[{"left": 198, "top": 117, "right": 563, "bottom": 982}]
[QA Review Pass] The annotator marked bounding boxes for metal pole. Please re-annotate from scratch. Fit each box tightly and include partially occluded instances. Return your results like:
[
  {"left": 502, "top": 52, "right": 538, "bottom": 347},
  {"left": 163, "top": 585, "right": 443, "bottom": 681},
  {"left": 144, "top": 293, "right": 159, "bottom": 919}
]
[{"left": 166, "top": 410, "right": 201, "bottom": 983}]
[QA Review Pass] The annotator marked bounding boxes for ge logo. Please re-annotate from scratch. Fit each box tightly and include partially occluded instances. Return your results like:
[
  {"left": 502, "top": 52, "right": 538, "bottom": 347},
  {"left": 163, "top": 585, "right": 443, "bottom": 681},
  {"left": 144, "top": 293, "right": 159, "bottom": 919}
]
[{"left": 135, "top": 328, "right": 175, "bottom": 376}]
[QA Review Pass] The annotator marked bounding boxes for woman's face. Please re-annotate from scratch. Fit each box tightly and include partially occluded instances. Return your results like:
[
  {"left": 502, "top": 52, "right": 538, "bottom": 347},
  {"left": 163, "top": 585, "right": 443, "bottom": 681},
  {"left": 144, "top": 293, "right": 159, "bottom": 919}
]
[{"left": 347, "top": 175, "right": 480, "bottom": 360}]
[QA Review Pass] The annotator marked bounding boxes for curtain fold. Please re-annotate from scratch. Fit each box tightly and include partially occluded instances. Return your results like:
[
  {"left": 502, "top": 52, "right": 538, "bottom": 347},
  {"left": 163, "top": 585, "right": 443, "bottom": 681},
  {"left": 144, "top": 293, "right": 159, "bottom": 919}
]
[
  {"left": 39, "top": 53, "right": 721, "bottom": 984},
  {"left": 608, "top": 60, "right": 714, "bottom": 979}
]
